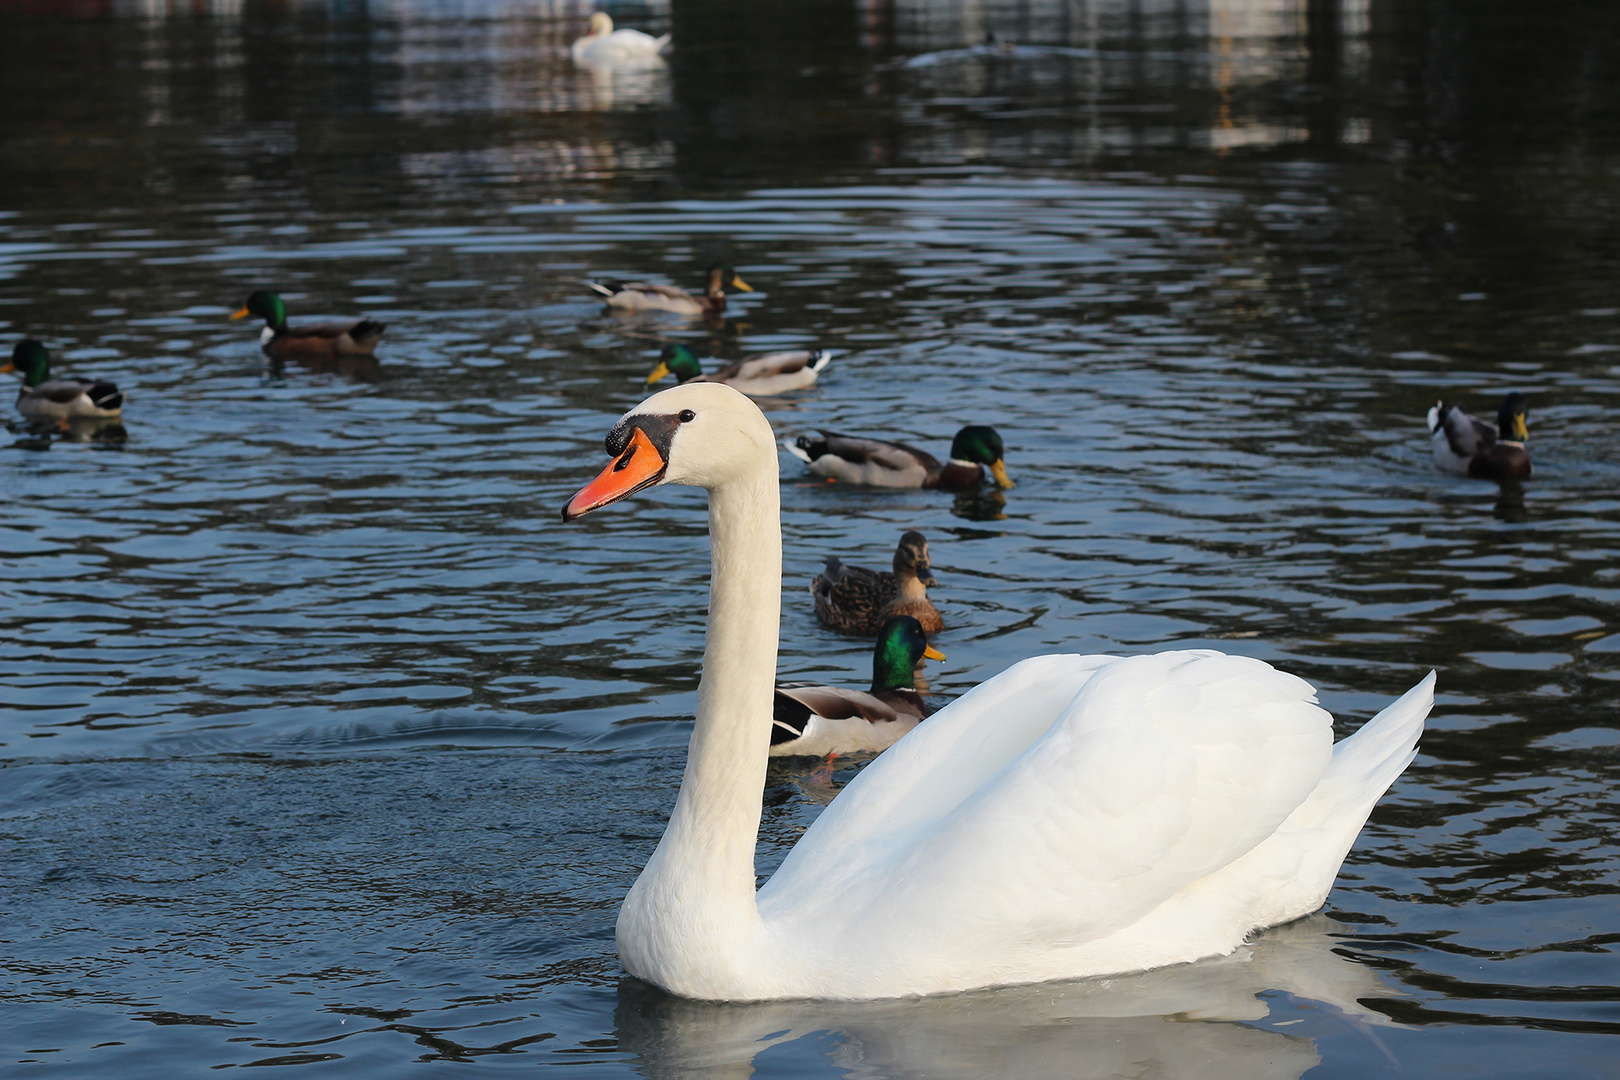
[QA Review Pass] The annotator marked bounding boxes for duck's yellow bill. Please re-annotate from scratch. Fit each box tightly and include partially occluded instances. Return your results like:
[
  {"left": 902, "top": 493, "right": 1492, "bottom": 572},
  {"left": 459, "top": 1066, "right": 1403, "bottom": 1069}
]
[
  {"left": 924, "top": 644, "right": 947, "bottom": 662},
  {"left": 645, "top": 361, "right": 672, "bottom": 386},
  {"left": 1510, "top": 414, "right": 1528, "bottom": 440},
  {"left": 562, "top": 427, "right": 667, "bottom": 522},
  {"left": 0, "top": 362, "right": 14, "bottom": 374},
  {"left": 730, "top": 275, "right": 754, "bottom": 293},
  {"left": 989, "top": 459, "right": 1015, "bottom": 489},
  {"left": 229, "top": 306, "right": 251, "bottom": 321}
]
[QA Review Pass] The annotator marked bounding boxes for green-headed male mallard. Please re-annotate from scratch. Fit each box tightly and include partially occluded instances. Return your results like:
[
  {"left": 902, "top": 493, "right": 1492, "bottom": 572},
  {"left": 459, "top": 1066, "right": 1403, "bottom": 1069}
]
[
  {"left": 811, "top": 530, "right": 942, "bottom": 636},
  {"left": 1428, "top": 392, "right": 1532, "bottom": 480},
  {"left": 231, "top": 291, "right": 386, "bottom": 360},
  {"left": 585, "top": 263, "right": 752, "bottom": 317},
  {"left": 2, "top": 340, "right": 123, "bottom": 420},
  {"left": 770, "top": 615, "right": 946, "bottom": 758},
  {"left": 787, "top": 424, "right": 1014, "bottom": 490},
  {"left": 647, "top": 343, "right": 831, "bottom": 397}
]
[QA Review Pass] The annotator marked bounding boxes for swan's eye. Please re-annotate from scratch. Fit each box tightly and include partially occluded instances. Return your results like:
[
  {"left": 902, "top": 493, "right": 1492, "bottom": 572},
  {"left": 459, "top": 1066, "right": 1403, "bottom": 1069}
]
[{"left": 678, "top": 409, "right": 696, "bottom": 423}]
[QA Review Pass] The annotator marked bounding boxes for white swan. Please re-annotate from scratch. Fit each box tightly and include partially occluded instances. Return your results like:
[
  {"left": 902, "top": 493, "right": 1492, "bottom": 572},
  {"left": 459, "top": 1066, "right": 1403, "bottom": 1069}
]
[
  {"left": 562, "top": 382, "right": 1433, "bottom": 1002},
  {"left": 571, "top": 12, "right": 670, "bottom": 67}
]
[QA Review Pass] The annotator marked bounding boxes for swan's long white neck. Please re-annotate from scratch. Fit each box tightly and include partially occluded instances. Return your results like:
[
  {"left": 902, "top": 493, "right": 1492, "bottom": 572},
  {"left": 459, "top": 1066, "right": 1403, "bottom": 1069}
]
[{"left": 616, "top": 446, "right": 780, "bottom": 995}]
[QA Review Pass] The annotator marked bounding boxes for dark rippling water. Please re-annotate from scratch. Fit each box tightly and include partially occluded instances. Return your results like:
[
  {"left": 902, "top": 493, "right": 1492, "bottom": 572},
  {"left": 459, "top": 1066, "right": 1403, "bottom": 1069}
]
[{"left": 4, "top": 0, "right": 1620, "bottom": 1075}]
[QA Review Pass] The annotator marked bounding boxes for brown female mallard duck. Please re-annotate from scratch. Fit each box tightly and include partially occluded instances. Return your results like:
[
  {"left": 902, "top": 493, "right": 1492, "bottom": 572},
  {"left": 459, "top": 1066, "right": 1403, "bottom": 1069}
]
[
  {"left": 811, "top": 530, "right": 942, "bottom": 635},
  {"left": 787, "top": 425, "right": 1013, "bottom": 490},
  {"left": 770, "top": 615, "right": 945, "bottom": 758},
  {"left": 3, "top": 340, "right": 123, "bottom": 419},
  {"left": 231, "top": 291, "right": 386, "bottom": 360},
  {"left": 584, "top": 263, "right": 752, "bottom": 317},
  {"left": 1428, "top": 392, "right": 1531, "bottom": 480}
]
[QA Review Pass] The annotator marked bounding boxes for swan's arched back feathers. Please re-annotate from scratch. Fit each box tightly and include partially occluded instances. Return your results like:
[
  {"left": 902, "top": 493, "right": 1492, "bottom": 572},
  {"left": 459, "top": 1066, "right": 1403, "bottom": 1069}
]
[{"left": 774, "top": 654, "right": 1113, "bottom": 874}]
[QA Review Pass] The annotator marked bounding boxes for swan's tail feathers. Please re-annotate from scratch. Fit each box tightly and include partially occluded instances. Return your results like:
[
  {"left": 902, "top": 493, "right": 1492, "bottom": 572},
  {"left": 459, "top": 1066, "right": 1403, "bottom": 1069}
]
[
  {"left": 782, "top": 436, "right": 814, "bottom": 464},
  {"left": 808, "top": 350, "right": 833, "bottom": 374},
  {"left": 1240, "top": 672, "right": 1433, "bottom": 930},
  {"left": 653, "top": 33, "right": 672, "bottom": 51},
  {"left": 1333, "top": 671, "right": 1432, "bottom": 790},
  {"left": 1305, "top": 672, "right": 1433, "bottom": 832}
]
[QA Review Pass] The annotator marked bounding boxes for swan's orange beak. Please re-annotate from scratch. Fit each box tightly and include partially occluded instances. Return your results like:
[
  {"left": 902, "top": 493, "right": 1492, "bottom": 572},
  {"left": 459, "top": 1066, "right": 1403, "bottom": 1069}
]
[{"left": 562, "top": 427, "right": 667, "bottom": 522}]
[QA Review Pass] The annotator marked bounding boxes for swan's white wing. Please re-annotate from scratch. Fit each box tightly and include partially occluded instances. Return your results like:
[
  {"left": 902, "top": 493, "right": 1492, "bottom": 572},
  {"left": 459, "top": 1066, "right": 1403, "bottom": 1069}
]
[
  {"left": 770, "top": 654, "right": 1117, "bottom": 870},
  {"left": 573, "top": 29, "right": 670, "bottom": 65},
  {"left": 761, "top": 651, "right": 1335, "bottom": 959}
]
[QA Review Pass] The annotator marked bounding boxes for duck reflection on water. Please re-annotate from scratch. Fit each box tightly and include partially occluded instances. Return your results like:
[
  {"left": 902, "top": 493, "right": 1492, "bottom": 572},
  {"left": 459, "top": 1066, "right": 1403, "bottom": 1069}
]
[
  {"left": 614, "top": 913, "right": 1398, "bottom": 1080},
  {"left": 1494, "top": 478, "right": 1529, "bottom": 523},
  {"left": 263, "top": 350, "right": 382, "bottom": 384},
  {"left": 7, "top": 414, "right": 128, "bottom": 450}
]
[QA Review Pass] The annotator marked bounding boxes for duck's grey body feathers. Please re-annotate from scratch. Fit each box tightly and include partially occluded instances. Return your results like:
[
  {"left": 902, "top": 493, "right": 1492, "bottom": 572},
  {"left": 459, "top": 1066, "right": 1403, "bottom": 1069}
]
[
  {"left": 699, "top": 350, "right": 831, "bottom": 395},
  {"left": 789, "top": 431, "right": 939, "bottom": 487},
  {"left": 18, "top": 378, "right": 123, "bottom": 419}
]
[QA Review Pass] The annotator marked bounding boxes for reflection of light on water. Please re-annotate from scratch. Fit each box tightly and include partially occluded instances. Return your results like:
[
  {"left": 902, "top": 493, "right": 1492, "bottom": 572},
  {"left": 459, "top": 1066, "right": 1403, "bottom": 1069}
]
[
  {"left": 111, "top": 0, "right": 243, "bottom": 17},
  {"left": 401, "top": 139, "right": 676, "bottom": 184},
  {"left": 1206, "top": 120, "right": 1308, "bottom": 151},
  {"left": 615, "top": 914, "right": 1398, "bottom": 1080},
  {"left": 384, "top": 9, "right": 671, "bottom": 117},
  {"left": 107, "top": 0, "right": 602, "bottom": 15},
  {"left": 881, "top": 0, "right": 1369, "bottom": 50},
  {"left": 879, "top": 0, "right": 1373, "bottom": 155}
]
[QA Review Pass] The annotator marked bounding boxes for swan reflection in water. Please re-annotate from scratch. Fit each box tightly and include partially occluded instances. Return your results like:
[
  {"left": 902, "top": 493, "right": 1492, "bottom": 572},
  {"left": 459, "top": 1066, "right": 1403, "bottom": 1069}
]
[
  {"left": 572, "top": 57, "right": 671, "bottom": 112},
  {"left": 615, "top": 914, "right": 1398, "bottom": 1080}
]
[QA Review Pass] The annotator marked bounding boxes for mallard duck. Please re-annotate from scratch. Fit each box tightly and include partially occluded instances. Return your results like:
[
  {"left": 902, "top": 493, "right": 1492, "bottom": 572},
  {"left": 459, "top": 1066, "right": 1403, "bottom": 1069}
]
[
  {"left": 585, "top": 264, "right": 753, "bottom": 317},
  {"left": 560, "top": 382, "right": 1433, "bottom": 1001},
  {"left": 571, "top": 11, "right": 670, "bottom": 65},
  {"left": 647, "top": 344, "right": 831, "bottom": 396},
  {"left": 230, "top": 291, "right": 386, "bottom": 360},
  {"left": 1428, "top": 392, "right": 1531, "bottom": 480},
  {"left": 811, "top": 530, "right": 942, "bottom": 635},
  {"left": 787, "top": 425, "right": 1014, "bottom": 490},
  {"left": 2, "top": 340, "right": 123, "bottom": 420},
  {"left": 770, "top": 615, "right": 945, "bottom": 758}
]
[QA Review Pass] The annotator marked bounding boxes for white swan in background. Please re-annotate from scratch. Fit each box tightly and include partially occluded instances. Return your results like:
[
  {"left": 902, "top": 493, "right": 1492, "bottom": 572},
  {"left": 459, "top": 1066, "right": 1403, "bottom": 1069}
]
[
  {"left": 562, "top": 382, "right": 1433, "bottom": 1002},
  {"left": 571, "top": 12, "right": 670, "bottom": 67}
]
